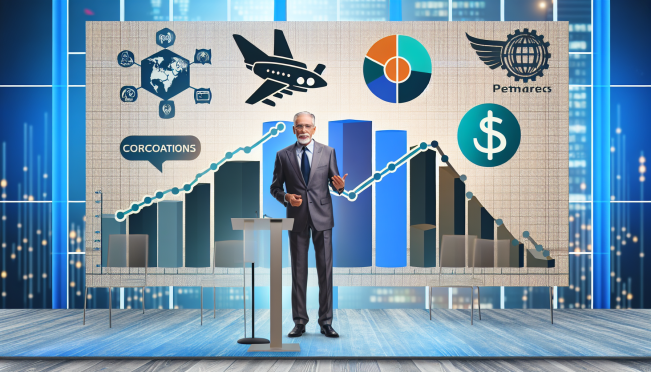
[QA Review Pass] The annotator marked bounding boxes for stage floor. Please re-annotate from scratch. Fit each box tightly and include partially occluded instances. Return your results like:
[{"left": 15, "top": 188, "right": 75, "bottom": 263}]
[{"left": 1, "top": 309, "right": 650, "bottom": 358}]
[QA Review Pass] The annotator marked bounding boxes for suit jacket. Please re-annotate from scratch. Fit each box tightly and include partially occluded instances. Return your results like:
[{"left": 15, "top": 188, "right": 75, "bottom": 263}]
[{"left": 270, "top": 140, "right": 342, "bottom": 232}]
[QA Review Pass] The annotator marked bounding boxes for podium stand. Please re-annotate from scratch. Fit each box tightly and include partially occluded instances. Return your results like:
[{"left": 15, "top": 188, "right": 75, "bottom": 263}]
[{"left": 231, "top": 218, "right": 298, "bottom": 352}]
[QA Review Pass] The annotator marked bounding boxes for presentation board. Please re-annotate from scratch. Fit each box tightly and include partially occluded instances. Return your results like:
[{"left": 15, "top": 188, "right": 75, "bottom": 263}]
[{"left": 85, "top": 21, "right": 569, "bottom": 288}]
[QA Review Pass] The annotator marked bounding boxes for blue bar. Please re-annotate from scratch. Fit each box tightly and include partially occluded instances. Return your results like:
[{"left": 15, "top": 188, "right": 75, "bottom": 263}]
[
  {"left": 594, "top": 0, "right": 610, "bottom": 309},
  {"left": 409, "top": 150, "right": 436, "bottom": 267},
  {"left": 52, "top": 0, "right": 68, "bottom": 309},
  {"left": 214, "top": 161, "right": 260, "bottom": 267},
  {"left": 274, "top": 0, "right": 287, "bottom": 21},
  {"left": 185, "top": 183, "right": 211, "bottom": 267},
  {"left": 329, "top": 120, "right": 372, "bottom": 267},
  {"left": 480, "top": 207, "right": 494, "bottom": 240},
  {"left": 129, "top": 204, "right": 157, "bottom": 267},
  {"left": 158, "top": 201, "right": 183, "bottom": 267},
  {"left": 454, "top": 178, "right": 465, "bottom": 235},
  {"left": 376, "top": 130, "right": 406, "bottom": 267},
  {"left": 389, "top": 0, "right": 402, "bottom": 21},
  {"left": 101, "top": 215, "right": 126, "bottom": 267}
]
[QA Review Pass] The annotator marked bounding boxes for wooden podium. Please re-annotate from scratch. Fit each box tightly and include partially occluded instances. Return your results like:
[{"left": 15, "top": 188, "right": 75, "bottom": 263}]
[{"left": 231, "top": 218, "right": 298, "bottom": 352}]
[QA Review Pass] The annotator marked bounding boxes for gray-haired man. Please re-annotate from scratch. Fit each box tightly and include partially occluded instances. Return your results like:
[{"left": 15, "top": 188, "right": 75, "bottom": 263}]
[{"left": 270, "top": 111, "right": 348, "bottom": 338}]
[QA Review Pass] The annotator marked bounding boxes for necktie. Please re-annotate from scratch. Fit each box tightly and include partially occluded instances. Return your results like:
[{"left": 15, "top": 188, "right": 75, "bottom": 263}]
[{"left": 301, "top": 147, "right": 310, "bottom": 185}]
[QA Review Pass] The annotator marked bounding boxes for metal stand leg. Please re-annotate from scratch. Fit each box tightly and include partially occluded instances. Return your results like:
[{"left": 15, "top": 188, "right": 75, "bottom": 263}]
[
  {"left": 550, "top": 286, "right": 554, "bottom": 324},
  {"left": 83, "top": 287, "right": 88, "bottom": 325},
  {"left": 201, "top": 287, "right": 203, "bottom": 325},
  {"left": 470, "top": 286, "right": 474, "bottom": 325},
  {"left": 478, "top": 287, "right": 481, "bottom": 320},
  {"left": 429, "top": 286, "right": 432, "bottom": 320},
  {"left": 109, "top": 287, "right": 112, "bottom": 328},
  {"left": 142, "top": 287, "right": 145, "bottom": 314},
  {"left": 238, "top": 263, "right": 269, "bottom": 345},
  {"left": 213, "top": 287, "right": 216, "bottom": 318}
]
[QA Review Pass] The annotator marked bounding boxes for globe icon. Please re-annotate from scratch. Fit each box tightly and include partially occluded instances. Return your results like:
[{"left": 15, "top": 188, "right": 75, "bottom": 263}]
[{"left": 501, "top": 29, "right": 550, "bottom": 83}]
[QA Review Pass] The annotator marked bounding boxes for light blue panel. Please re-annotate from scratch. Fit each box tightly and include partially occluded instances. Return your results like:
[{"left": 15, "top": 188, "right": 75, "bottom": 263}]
[
  {"left": 158, "top": 201, "right": 182, "bottom": 267},
  {"left": 69, "top": 88, "right": 85, "bottom": 201},
  {"left": 376, "top": 130, "right": 407, "bottom": 267}
]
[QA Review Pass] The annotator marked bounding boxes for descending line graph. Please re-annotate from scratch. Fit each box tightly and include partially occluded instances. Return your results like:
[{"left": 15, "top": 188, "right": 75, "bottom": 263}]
[{"left": 114, "top": 121, "right": 287, "bottom": 221}]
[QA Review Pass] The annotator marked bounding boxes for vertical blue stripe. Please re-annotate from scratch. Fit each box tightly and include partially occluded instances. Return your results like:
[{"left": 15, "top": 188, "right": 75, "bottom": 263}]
[
  {"left": 274, "top": 0, "right": 287, "bottom": 21},
  {"left": 330, "top": 120, "right": 373, "bottom": 267},
  {"left": 389, "top": 0, "right": 402, "bottom": 21},
  {"left": 594, "top": 0, "right": 610, "bottom": 309},
  {"left": 52, "top": 0, "right": 68, "bottom": 309},
  {"left": 376, "top": 130, "right": 406, "bottom": 267}
]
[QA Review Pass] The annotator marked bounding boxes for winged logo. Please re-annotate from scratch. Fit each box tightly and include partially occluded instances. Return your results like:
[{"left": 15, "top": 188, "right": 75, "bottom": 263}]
[{"left": 466, "top": 28, "right": 551, "bottom": 83}]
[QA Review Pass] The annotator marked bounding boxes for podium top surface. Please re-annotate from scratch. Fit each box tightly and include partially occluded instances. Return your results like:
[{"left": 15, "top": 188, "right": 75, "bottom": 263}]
[{"left": 231, "top": 218, "right": 294, "bottom": 231}]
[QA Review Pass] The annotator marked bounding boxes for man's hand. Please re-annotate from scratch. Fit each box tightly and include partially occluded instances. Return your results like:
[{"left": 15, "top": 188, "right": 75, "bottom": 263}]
[
  {"left": 331, "top": 174, "right": 348, "bottom": 192},
  {"left": 285, "top": 193, "right": 303, "bottom": 207}
]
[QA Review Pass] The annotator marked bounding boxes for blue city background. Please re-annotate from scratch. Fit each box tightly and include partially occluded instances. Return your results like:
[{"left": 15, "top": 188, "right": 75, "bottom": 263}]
[{"left": 0, "top": 0, "right": 631, "bottom": 312}]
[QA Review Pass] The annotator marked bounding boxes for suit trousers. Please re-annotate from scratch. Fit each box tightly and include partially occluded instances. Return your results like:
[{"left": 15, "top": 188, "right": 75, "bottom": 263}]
[{"left": 288, "top": 212, "right": 334, "bottom": 326}]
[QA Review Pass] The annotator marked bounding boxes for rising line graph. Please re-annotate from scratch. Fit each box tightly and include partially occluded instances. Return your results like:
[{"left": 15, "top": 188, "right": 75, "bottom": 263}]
[{"left": 114, "top": 121, "right": 287, "bottom": 221}]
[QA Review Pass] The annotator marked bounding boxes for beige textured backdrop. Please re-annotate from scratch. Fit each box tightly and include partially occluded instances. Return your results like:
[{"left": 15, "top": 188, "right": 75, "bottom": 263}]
[{"left": 85, "top": 21, "right": 568, "bottom": 288}]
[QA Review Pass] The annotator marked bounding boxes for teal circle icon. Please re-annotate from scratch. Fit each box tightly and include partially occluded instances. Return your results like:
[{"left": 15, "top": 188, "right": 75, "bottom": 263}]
[{"left": 457, "top": 103, "right": 521, "bottom": 167}]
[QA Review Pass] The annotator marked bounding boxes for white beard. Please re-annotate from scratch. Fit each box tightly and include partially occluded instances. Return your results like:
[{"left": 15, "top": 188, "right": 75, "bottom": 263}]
[{"left": 297, "top": 135, "right": 311, "bottom": 145}]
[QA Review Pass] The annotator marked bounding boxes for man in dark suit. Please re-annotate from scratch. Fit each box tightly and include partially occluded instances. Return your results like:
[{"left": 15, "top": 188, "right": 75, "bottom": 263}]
[{"left": 270, "top": 111, "right": 347, "bottom": 338}]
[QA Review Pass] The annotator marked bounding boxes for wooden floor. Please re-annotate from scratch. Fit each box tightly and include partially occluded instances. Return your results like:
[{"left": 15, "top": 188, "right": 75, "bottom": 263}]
[
  {"left": 2, "top": 309, "right": 651, "bottom": 358},
  {"left": 1, "top": 359, "right": 651, "bottom": 371}
]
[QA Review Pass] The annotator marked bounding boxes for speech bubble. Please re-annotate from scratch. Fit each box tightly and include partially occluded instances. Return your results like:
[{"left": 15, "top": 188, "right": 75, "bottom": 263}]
[{"left": 120, "top": 135, "right": 201, "bottom": 172}]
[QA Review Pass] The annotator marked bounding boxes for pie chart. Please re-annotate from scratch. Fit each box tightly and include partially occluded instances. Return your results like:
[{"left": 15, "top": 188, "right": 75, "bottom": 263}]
[{"left": 363, "top": 35, "right": 432, "bottom": 103}]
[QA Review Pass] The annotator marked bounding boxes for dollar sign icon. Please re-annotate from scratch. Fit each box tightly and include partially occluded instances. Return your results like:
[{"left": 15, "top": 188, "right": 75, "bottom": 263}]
[
  {"left": 473, "top": 110, "right": 507, "bottom": 160},
  {"left": 458, "top": 104, "right": 520, "bottom": 168}
]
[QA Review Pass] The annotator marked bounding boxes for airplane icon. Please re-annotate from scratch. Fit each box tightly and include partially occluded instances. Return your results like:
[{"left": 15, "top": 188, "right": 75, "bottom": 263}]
[{"left": 233, "top": 29, "right": 327, "bottom": 107}]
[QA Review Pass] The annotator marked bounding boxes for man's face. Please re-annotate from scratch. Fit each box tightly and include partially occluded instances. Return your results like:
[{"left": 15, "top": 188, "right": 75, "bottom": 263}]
[{"left": 293, "top": 114, "right": 316, "bottom": 145}]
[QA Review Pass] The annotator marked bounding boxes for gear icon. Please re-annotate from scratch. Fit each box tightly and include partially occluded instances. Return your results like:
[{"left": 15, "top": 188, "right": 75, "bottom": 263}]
[{"left": 501, "top": 28, "right": 551, "bottom": 83}]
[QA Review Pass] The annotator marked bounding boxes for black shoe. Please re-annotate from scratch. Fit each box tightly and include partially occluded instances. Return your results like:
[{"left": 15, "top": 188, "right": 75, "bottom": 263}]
[
  {"left": 288, "top": 324, "right": 306, "bottom": 338},
  {"left": 320, "top": 324, "right": 339, "bottom": 338}
]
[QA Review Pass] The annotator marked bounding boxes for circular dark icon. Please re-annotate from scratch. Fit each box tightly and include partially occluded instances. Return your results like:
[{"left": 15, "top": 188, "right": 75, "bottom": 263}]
[
  {"left": 117, "top": 50, "right": 135, "bottom": 68},
  {"left": 501, "top": 29, "right": 550, "bottom": 83},
  {"left": 120, "top": 86, "right": 138, "bottom": 102}
]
